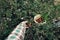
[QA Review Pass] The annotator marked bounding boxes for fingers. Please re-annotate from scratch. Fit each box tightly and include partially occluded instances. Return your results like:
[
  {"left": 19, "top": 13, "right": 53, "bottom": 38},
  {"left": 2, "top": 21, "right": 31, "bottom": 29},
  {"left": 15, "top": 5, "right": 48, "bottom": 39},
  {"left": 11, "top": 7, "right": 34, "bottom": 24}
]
[
  {"left": 21, "top": 21, "right": 32, "bottom": 28},
  {"left": 21, "top": 21, "right": 28, "bottom": 24}
]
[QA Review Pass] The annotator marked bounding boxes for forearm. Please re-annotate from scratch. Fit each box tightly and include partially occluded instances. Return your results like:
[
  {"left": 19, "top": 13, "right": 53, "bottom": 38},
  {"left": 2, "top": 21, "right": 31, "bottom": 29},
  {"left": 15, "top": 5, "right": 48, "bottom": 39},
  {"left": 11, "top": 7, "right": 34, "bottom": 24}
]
[{"left": 5, "top": 22, "right": 27, "bottom": 40}]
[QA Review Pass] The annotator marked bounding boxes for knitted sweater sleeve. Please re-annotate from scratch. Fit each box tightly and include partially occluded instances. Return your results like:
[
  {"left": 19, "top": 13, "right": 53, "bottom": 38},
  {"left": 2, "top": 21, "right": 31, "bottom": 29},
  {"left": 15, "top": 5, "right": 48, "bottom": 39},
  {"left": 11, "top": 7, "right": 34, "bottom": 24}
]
[{"left": 5, "top": 22, "right": 27, "bottom": 40}]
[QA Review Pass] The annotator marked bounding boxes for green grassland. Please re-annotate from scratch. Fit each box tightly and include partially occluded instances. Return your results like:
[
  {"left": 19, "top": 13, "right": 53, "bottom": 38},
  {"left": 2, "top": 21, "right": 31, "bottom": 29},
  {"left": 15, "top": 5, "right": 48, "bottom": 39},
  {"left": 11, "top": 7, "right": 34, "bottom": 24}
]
[{"left": 0, "top": 0, "right": 60, "bottom": 40}]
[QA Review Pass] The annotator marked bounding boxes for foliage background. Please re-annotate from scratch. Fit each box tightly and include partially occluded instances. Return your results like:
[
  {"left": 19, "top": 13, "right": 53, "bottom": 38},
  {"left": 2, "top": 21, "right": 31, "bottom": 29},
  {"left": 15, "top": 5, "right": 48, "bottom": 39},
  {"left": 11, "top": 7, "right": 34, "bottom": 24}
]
[{"left": 0, "top": 0, "right": 60, "bottom": 40}]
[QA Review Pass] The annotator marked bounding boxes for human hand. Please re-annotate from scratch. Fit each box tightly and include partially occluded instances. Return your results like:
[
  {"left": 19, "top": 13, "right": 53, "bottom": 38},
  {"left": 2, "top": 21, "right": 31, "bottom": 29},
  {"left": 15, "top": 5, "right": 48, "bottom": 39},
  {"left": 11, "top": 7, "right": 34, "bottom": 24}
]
[{"left": 21, "top": 21, "right": 32, "bottom": 28}]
